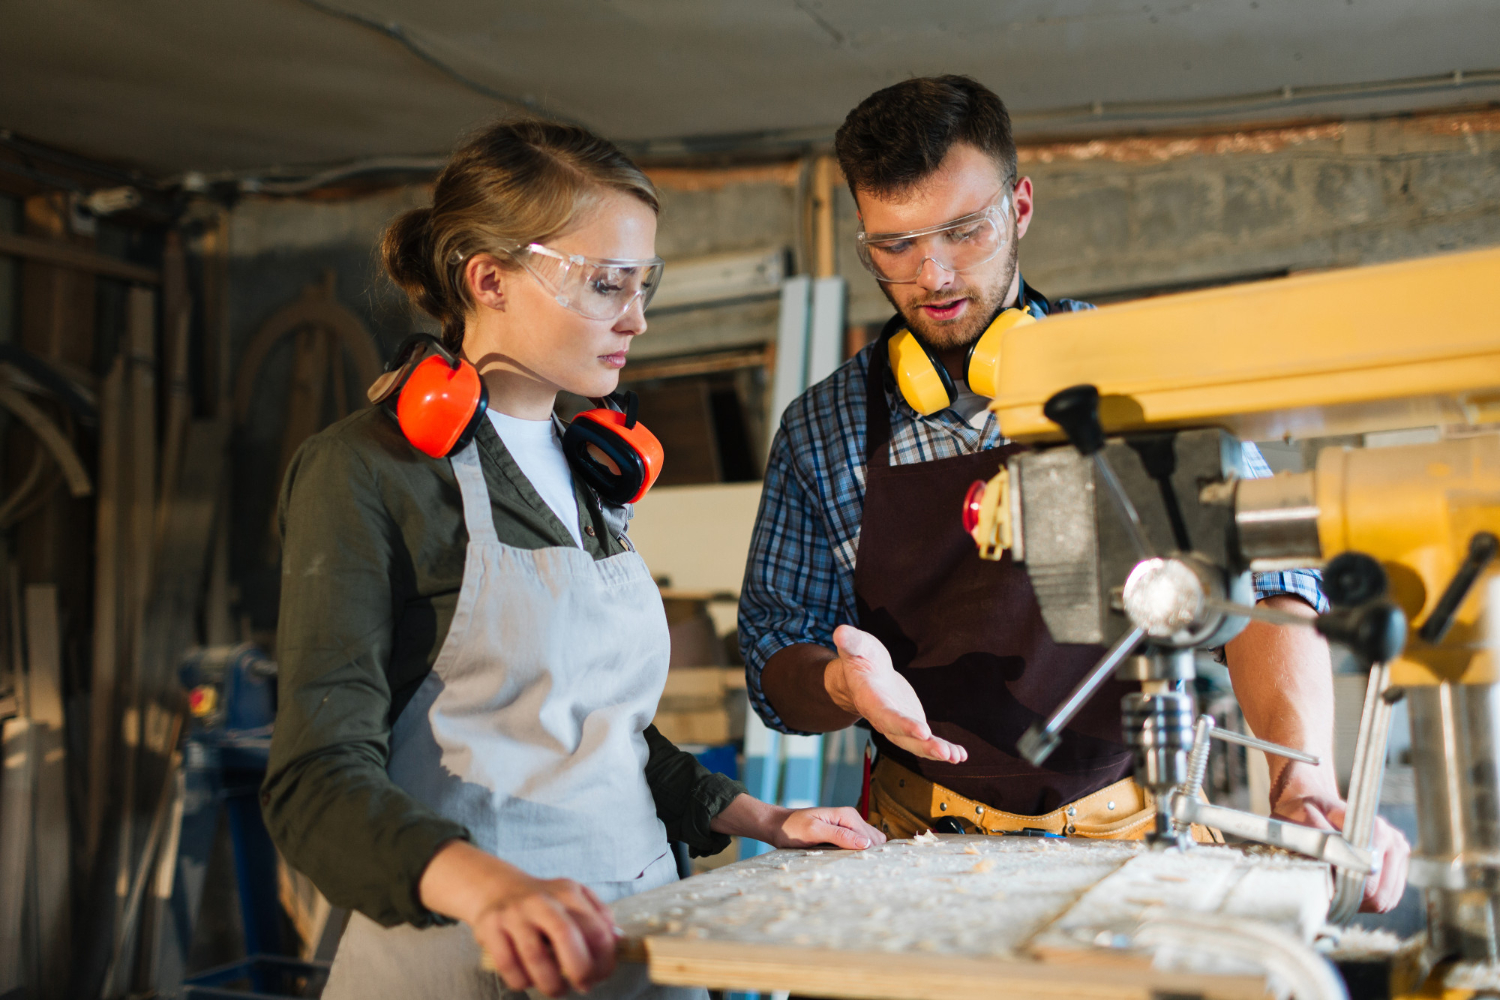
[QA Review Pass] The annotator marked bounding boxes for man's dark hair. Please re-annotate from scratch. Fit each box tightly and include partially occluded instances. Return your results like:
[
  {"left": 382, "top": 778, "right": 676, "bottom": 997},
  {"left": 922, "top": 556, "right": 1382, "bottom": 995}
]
[{"left": 834, "top": 75, "right": 1017, "bottom": 199}]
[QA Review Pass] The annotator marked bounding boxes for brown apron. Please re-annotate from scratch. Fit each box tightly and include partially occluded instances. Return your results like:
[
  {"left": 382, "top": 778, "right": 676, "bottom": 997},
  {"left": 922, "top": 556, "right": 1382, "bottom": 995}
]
[{"left": 853, "top": 331, "right": 1138, "bottom": 821}]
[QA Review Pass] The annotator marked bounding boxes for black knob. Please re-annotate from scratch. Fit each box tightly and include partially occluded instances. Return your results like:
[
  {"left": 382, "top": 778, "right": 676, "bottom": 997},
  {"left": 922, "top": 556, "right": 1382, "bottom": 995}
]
[
  {"left": 1315, "top": 602, "right": 1408, "bottom": 669},
  {"left": 1322, "top": 552, "right": 1388, "bottom": 609},
  {"left": 1043, "top": 385, "right": 1106, "bottom": 456},
  {"left": 1418, "top": 531, "right": 1500, "bottom": 645}
]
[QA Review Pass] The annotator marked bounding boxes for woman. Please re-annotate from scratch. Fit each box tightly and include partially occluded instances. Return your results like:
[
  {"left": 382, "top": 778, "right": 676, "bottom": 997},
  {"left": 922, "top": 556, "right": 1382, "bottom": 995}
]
[{"left": 262, "top": 119, "right": 884, "bottom": 1000}]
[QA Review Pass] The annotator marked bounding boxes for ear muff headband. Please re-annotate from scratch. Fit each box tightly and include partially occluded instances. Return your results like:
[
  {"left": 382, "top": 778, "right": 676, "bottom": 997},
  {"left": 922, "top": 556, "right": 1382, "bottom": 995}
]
[
  {"left": 561, "top": 393, "right": 665, "bottom": 505},
  {"left": 377, "top": 334, "right": 489, "bottom": 458},
  {"left": 888, "top": 300, "right": 1039, "bottom": 415}
]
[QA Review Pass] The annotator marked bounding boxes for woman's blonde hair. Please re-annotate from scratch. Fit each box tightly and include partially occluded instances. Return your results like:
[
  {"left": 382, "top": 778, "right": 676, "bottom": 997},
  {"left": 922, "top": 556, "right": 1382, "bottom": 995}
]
[{"left": 381, "top": 119, "right": 660, "bottom": 349}]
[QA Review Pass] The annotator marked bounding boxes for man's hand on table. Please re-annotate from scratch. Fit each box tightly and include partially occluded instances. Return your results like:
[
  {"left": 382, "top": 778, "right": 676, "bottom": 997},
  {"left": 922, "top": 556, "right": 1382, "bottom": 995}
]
[
  {"left": 825, "top": 625, "right": 968, "bottom": 764},
  {"left": 1272, "top": 764, "right": 1411, "bottom": 913}
]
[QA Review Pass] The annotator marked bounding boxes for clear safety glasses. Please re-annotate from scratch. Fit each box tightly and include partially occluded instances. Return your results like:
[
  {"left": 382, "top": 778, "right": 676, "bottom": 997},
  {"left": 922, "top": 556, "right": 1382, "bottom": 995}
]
[
  {"left": 855, "top": 194, "right": 1012, "bottom": 284},
  {"left": 508, "top": 243, "right": 665, "bottom": 322}
]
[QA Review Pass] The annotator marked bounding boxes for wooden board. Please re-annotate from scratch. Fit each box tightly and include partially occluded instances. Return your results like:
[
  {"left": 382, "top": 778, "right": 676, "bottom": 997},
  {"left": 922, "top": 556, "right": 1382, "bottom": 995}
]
[
  {"left": 613, "top": 835, "right": 1332, "bottom": 1000},
  {"left": 24, "top": 584, "right": 70, "bottom": 999},
  {"left": 0, "top": 716, "right": 36, "bottom": 994}
]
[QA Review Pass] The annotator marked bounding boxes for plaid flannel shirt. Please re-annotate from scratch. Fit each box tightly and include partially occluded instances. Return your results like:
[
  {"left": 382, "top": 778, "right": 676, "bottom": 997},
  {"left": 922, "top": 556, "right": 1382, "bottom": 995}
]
[{"left": 738, "top": 306, "right": 1326, "bottom": 735}]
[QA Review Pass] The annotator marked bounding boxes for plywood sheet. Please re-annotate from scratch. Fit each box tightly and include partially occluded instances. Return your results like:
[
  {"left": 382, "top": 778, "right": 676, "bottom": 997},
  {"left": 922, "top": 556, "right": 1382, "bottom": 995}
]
[
  {"left": 615, "top": 836, "right": 1142, "bottom": 959},
  {"left": 614, "top": 834, "right": 1331, "bottom": 1000}
]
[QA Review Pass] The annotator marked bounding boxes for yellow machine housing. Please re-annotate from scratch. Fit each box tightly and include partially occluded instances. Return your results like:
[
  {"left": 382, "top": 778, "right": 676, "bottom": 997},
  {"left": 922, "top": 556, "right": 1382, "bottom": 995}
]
[{"left": 990, "top": 246, "right": 1500, "bottom": 444}]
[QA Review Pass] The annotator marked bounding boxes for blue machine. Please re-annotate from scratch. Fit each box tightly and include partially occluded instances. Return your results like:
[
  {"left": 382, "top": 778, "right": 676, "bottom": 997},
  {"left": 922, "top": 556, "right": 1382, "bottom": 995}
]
[{"left": 165, "top": 644, "right": 331, "bottom": 999}]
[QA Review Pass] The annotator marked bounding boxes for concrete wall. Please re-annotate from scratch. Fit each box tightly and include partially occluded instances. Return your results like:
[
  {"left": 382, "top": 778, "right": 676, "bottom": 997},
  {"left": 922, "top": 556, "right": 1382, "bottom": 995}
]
[{"left": 841, "top": 107, "right": 1500, "bottom": 323}]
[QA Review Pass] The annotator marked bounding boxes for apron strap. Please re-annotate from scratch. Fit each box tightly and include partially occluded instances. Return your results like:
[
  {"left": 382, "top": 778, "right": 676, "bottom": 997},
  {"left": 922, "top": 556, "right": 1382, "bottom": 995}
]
[{"left": 449, "top": 441, "right": 499, "bottom": 545}]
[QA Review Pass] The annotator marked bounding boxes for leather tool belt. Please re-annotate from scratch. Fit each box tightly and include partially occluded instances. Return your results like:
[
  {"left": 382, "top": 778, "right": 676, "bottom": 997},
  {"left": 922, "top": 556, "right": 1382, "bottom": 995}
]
[{"left": 867, "top": 757, "right": 1220, "bottom": 842}]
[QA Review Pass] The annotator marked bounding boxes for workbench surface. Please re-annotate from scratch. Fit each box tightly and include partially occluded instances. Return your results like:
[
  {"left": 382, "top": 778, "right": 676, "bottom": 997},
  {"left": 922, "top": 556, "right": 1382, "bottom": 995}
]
[{"left": 614, "top": 834, "right": 1334, "bottom": 1000}]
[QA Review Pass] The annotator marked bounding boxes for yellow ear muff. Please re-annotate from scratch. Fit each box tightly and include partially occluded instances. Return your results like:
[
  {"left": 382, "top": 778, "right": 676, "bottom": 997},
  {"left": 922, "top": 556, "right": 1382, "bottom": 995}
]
[
  {"left": 965, "top": 306, "right": 1037, "bottom": 399},
  {"left": 888, "top": 328, "right": 956, "bottom": 416}
]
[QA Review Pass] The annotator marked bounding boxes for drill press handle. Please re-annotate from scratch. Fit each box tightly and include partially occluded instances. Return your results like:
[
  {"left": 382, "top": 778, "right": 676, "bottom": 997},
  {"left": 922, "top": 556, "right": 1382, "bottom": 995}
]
[{"left": 1043, "top": 384, "right": 1156, "bottom": 560}]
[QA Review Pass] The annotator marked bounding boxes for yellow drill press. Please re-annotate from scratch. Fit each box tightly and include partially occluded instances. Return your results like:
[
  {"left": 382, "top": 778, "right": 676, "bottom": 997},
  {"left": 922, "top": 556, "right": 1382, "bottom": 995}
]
[{"left": 965, "top": 246, "right": 1500, "bottom": 989}]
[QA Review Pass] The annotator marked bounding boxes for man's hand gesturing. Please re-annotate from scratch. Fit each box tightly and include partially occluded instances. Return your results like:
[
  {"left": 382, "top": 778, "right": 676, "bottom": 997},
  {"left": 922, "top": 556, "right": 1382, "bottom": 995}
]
[{"left": 825, "top": 624, "right": 967, "bottom": 763}]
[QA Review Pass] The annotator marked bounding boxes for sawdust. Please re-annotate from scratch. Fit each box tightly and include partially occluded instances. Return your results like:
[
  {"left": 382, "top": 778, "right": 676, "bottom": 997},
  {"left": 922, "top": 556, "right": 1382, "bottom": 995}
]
[{"left": 612, "top": 837, "right": 1142, "bottom": 957}]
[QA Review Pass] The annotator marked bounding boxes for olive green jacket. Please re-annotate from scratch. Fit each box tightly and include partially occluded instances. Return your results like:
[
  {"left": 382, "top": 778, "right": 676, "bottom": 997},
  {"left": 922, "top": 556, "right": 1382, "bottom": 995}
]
[{"left": 261, "top": 405, "right": 745, "bottom": 927}]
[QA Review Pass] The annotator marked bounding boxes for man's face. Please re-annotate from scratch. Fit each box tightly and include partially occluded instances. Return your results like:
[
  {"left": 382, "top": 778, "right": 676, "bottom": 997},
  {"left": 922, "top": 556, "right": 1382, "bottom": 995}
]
[{"left": 855, "top": 143, "right": 1033, "bottom": 352}]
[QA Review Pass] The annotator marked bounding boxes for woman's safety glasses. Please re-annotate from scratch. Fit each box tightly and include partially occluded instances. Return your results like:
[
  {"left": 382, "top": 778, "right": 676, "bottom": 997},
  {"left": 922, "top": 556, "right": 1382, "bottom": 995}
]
[
  {"left": 855, "top": 194, "right": 1011, "bottom": 284},
  {"left": 508, "top": 243, "right": 665, "bottom": 322}
]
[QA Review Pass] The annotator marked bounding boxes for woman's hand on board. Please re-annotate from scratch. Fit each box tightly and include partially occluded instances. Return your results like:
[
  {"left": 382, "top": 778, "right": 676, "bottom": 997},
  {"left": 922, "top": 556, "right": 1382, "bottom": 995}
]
[
  {"left": 420, "top": 839, "right": 618, "bottom": 997},
  {"left": 710, "top": 793, "right": 886, "bottom": 850}
]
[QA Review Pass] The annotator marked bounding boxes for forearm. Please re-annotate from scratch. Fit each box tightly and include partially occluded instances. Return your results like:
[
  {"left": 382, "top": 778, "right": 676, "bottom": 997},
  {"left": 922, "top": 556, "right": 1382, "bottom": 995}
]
[
  {"left": 1223, "top": 594, "right": 1339, "bottom": 799},
  {"left": 261, "top": 745, "right": 470, "bottom": 927},
  {"left": 418, "top": 839, "right": 528, "bottom": 924},
  {"left": 760, "top": 642, "right": 855, "bottom": 733},
  {"left": 708, "top": 793, "right": 793, "bottom": 842}
]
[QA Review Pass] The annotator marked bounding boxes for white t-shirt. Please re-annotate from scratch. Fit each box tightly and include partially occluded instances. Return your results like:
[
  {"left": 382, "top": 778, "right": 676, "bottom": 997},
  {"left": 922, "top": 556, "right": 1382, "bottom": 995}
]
[
  {"left": 950, "top": 386, "right": 995, "bottom": 431},
  {"left": 486, "top": 410, "right": 584, "bottom": 548}
]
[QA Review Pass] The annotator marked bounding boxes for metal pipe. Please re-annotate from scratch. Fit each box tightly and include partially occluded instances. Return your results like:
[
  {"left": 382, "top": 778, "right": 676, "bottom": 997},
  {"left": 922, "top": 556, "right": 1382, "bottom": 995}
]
[
  {"left": 1017, "top": 625, "right": 1146, "bottom": 765},
  {"left": 1208, "top": 727, "right": 1321, "bottom": 766}
]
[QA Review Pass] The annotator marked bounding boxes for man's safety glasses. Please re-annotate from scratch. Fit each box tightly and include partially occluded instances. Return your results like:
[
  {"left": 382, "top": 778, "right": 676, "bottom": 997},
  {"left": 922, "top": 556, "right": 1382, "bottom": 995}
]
[
  {"left": 854, "top": 194, "right": 1011, "bottom": 284},
  {"left": 506, "top": 243, "right": 665, "bottom": 322}
]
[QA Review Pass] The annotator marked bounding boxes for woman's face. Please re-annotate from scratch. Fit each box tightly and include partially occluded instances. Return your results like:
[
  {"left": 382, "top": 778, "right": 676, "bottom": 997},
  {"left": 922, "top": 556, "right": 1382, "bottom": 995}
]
[{"left": 463, "top": 189, "right": 658, "bottom": 402}]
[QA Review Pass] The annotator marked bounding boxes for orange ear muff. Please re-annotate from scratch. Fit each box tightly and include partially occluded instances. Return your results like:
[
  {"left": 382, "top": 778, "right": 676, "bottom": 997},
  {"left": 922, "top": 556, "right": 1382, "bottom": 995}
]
[
  {"left": 562, "top": 394, "right": 664, "bottom": 505},
  {"left": 395, "top": 353, "right": 488, "bottom": 458}
]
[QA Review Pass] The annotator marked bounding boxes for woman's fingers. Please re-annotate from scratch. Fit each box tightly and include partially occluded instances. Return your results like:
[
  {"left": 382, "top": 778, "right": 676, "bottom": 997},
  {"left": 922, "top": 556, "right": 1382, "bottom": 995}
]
[
  {"left": 506, "top": 920, "right": 568, "bottom": 998},
  {"left": 528, "top": 897, "right": 603, "bottom": 995},
  {"left": 555, "top": 882, "right": 618, "bottom": 980},
  {"left": 476, "top": 927, "right": 532, "bottom": 992}
]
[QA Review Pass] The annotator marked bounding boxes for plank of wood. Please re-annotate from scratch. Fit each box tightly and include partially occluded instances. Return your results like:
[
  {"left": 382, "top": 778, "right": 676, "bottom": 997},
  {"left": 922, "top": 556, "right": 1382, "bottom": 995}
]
[
  {"left": 112, "top": 285, "right": 156, "bottom": 971},
  {"left": 0, "top": 716, "right": 37, "bottom": 994},
  {"left": 640, "top": 937, "right": 1268, "bottom": 1000},
  {"left": 651, "top": 709, "right": 731, "bottom": 745},
  {"left": 613, "top": 836, "right": 1329, "bottom": 1000},
  {"left": 155, "top": 231, "right": 192, "bottom": 552},
  {"left": 24, "top": 584, "right": 71, "bottom": 999},
  {"left": 614, "top": 837, "right": 1141, "bottom": 960},
  {"left": 86, "top": 356, "right": 125, "bottom": 863},
  {"left": 0, "top": 230, "right": 160, "bottom": 284},
  {"left": 1029, "top": 845, "right": 1331, "bottom": 971}
]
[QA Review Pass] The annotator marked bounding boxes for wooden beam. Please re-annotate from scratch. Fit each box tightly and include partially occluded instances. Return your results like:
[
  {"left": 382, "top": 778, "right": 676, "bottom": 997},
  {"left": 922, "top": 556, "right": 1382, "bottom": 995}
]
[
  {"left": 640, "top": 939, "right": 1268, "bottom": 1000},
  {"left": 25, "top": 584, "right": 71, "bottom": 1000},
  {"left": 811, "top": 155, "right": 837, "bottom": 279},
  {"left": 623, "top": 347, "right": 771, "bottom": 383},
  {"left": 0, "top": 717, "right": 36, "bottom": 994},
  {"left": 0, "top": 230, "right": 159, "bottom": 284},
  {"left": 87, "top": 356, "right": 125, "bottom": 863}
]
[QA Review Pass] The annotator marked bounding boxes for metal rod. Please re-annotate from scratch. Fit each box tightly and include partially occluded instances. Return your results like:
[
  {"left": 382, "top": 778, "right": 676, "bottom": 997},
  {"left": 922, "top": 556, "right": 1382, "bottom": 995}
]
[
  {"left": 1208, "top": 727, "right": 1321, "bottom": 765},
  {"left": 1092, "top": 454, "right": 1155, "bottom": 561},
  {"left": 1018, "top": 625, "right": 1146, "bottom": 765}
]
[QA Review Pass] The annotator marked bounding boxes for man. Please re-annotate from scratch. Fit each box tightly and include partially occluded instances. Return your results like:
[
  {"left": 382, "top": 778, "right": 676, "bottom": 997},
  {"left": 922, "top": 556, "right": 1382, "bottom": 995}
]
[{"left": 738, "top": 75, "right": 1408, "bottom": 911}]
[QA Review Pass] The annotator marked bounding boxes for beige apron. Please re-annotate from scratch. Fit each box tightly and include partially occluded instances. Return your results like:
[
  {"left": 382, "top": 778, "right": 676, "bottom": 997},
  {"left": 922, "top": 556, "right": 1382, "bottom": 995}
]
[{"left": 324, "top": 441, "right": 703, "bottom": 1000}]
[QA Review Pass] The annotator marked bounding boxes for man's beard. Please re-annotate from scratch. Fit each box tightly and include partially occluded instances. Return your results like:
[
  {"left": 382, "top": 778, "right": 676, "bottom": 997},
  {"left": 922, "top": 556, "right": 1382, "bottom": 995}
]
[{"left": 882, "top": 239, "right": 1020, "bottom": 352}]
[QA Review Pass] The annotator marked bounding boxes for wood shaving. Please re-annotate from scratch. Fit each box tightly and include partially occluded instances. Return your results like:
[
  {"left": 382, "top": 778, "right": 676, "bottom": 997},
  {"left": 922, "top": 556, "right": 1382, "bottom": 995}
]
[
  {"left": 970, "top": 858, "right": 997, "bottom": 874},
  {"left": 912, "top": 830, "right": 941, "bottom": 845},
  {"left": 1153, "top": 873, "right": 1190, "bottom": 883},
  {"left": 963, "top": 844, "right": 981, "bottom": 855}
]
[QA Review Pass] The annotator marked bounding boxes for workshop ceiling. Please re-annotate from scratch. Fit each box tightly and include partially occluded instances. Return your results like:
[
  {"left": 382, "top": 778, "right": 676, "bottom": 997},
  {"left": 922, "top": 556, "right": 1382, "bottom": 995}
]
[{"left": 2, "top": 0, "right": 1498, "bottom": 177}]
